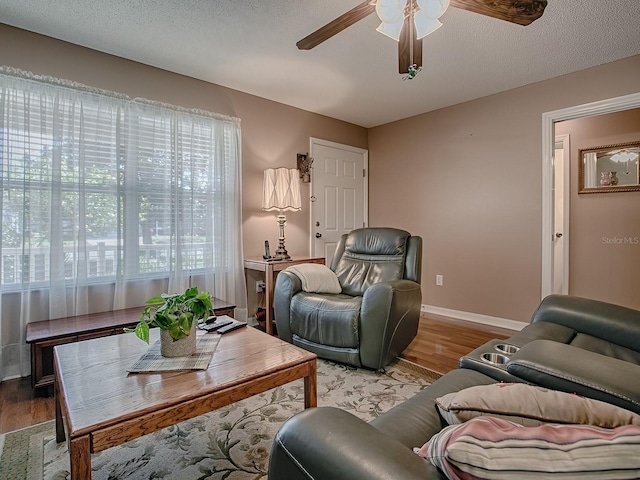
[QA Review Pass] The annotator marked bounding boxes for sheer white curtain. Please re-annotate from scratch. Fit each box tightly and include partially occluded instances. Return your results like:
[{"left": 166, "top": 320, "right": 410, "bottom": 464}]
[{"left": 0, "top": 68, "right": 246, "bottom": 381}]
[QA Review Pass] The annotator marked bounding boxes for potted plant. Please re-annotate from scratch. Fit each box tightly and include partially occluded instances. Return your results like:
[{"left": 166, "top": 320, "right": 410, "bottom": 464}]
[{"left": 128, "top": 286, "right": 213, "bottom": 357}]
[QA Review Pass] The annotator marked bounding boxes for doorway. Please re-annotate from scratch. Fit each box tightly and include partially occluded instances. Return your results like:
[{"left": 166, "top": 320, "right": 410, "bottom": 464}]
[
  {"left": 309, "top": 138, "right": 368, "bottom": 266},
  {"left": 541, "top": 92, "right": 640, "bottom": 298}
]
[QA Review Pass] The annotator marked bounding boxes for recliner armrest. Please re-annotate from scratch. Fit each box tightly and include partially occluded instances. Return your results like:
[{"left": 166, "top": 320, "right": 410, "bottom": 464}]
[
  {"left": 273, "top": 270, "right": 303, "bottom": 342},
  {"left": 507, "top": 340, "right": 640, "bottom": 414},
  {"left": 360, "top": 279, "right": 422, "bottom": 369},
  {"left": 269, "top": 407, "right": 440, "bottom": 480}
]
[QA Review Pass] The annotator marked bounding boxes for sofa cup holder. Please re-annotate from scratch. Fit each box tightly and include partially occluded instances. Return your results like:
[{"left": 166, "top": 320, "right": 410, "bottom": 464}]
[
  {"left": 480, "top": 352, "right": 510, "bottom": 366},
  {"left": 494, "top": 343, "right": 520, "bottom": 355}
]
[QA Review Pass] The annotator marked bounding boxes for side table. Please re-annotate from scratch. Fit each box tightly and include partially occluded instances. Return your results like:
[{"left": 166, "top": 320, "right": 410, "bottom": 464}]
[{"left": 244, "top": 256, "right": 325, "bottom": 335}]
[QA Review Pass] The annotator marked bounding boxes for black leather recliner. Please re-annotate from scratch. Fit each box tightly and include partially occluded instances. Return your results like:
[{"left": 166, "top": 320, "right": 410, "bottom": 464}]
[{"left": 273, "top": 227, "right": 422, "bottom": 370}]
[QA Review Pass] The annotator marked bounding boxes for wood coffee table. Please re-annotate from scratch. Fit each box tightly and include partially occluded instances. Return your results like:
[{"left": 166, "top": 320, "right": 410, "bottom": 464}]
[{"left": 53, "top": 322, "right": 317, "bottom": 479}]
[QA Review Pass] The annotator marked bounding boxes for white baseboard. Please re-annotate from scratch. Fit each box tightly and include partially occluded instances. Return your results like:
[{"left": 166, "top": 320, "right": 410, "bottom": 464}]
[{"left": 421, "top": 304, "right": 527, "bottom": 331}]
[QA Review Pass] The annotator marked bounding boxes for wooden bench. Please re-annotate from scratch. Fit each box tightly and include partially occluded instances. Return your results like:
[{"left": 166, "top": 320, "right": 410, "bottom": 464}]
[{"left": 26, "top": 297, "right": 235, "bottom": 390}]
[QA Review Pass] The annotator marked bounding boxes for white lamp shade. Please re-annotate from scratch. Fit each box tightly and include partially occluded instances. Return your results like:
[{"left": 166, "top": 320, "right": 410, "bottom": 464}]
[
  {"left": 376, "top": 0, "right": 406, "bottom": 23},
  {"left": 376, "top": 20, "right": 406, "bottom": 41},
  {"left": 415, "top": 0, "right": 449, "bottom": 39},
  {"left": 376, "top": 0, "right": 407, "bottom": 41},
  {"left": 262, "top": 168, "right": 302, "bottom": 211},
  {"left": 417, "top": 0, "right": 449, "bottom": 18},
  {"left": 414, "top": 11, "right": 442, "bottom": 39}
]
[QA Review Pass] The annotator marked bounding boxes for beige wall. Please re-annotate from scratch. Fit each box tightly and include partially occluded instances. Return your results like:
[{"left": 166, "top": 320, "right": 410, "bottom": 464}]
[
  {"left": 556, "top": 109, "right": 640, "bottom": 310},
  {"left": 368, "top": 55, "right": 640, "bottom": 322}
]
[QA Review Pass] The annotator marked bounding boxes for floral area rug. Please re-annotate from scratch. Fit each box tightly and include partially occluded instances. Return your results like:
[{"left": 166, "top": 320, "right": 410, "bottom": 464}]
[{"left": 0, "top": 358, "right": 440, "bottom": 480}]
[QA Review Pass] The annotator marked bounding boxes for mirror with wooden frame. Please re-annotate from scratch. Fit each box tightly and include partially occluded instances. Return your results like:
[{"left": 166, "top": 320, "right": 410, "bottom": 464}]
[{"left": 579, "top": 141, "right": 640, "bottom": 194}]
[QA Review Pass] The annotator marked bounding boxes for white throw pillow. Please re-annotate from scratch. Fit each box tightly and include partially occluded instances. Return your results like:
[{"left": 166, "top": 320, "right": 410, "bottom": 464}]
[
  {"left": 286, "top": 263, "right": 342, "bottom": 294},
  {"left": 436, "top": 382, "right": 640, "bottom": 427}
]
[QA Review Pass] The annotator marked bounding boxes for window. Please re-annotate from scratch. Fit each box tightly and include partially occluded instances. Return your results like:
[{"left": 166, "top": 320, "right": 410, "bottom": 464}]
[{"left": 0, "top": 71, "right": 242, "bottom": 288}]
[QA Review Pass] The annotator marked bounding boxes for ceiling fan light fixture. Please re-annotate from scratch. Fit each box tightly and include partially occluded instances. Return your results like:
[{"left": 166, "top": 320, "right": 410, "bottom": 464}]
[
  {"left": 611, "top": 151, "right": 638, "bottom": 163},
  {"left": 414, "top": 12, "right": 442, "bottom": 39},
  {"left": 376, "top": 0, "right": 408, "bottom": 41},
  {"left": 376, "top": 20, "right": 406, "bottom": 41},
  {"left": 414, "top": 0, "right": 449, "bottom": 38}
]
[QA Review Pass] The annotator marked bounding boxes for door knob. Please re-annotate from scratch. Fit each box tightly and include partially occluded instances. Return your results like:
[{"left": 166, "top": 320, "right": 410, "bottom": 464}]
[
  {"left": 315, "top": 233, "right": 322, "bottom": 238},
  {"left": 555, "top": 232, "right": 563, "bottom": 238}
]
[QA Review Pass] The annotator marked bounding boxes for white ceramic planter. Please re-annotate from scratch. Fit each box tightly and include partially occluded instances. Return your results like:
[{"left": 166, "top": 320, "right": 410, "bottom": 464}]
[{"left": 160, "top": 322, "right": 196, "bottom": 357}]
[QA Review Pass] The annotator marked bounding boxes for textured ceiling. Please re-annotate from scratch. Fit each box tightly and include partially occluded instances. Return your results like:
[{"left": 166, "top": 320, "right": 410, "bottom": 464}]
[{"left": 1, "top": 0, "right": 639, "bottom": 127}]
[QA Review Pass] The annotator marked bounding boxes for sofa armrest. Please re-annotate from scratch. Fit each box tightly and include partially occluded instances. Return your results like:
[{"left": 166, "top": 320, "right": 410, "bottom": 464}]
[
  {"left": 371, "top": 368, "right": 498, "bottom": 448},
  {"left": 273, "top": 270, "right": 303, "bottom": 342},
  {"left": 269, "top": 407, "right": 443, "bottom": 480},
  {"left": 507, "top": 340, "right": 640, "bottom": 414},
  {"left": 531, "top": 295, "right": 640, "bottom": 351},
  {"left": 360, "top": 279, "right": 422, "bottom": 369}
]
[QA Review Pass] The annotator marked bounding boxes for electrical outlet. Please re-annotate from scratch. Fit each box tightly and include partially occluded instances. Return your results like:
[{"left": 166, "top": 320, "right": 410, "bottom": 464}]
[
  {"left": 436, "top": 275, "right": 443, "bottom": 286},
  {"left": 256, "top": 280, "right": 265, "bottom": 293}
]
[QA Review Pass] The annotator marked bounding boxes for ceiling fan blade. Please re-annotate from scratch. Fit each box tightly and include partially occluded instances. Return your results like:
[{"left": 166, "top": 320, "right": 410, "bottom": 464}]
[
  {"left": 296, "top": 0, "right": 376, "bottom": 50},
  {"left": 398, "top": 13, "right": 422, "bottom": 74},
  {"left": 450, "top": 0, "right": 547, "bottom": 26}
]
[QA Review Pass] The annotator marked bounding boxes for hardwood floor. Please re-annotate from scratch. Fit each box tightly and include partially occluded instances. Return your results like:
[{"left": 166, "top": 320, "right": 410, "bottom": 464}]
[
  {"left": 400, "top": 314, "right": 513, "bottom": 374},
  {"left": 0, "top": 315, "right": 516, "bottom": 434},
  {"left": 0, "top": 375, "right": 55, "bottom": 434}
]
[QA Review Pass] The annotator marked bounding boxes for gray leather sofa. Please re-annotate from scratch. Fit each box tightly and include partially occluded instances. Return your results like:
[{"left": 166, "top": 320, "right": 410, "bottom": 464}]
[
  {"left": 269, "top": 294, "right": 640, "bottom": 480},
  {"left": 274, "top": 227, "right": 422, "bottom": 370}
]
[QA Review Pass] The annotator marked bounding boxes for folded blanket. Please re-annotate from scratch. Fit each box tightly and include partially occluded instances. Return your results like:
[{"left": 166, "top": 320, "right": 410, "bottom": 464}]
[{"left": 286, "top": 263, "right": 342, "bottom": 294}]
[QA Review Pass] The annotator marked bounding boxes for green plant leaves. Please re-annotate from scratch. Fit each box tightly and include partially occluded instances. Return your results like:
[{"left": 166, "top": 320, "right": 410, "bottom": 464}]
[
  {"left": 128, "top": 287, "right": 213, "bottom": 343},
  {"left": 145, "top": 295, "right": 165, "bottom": 305},
  {"left": 135, "top": 321, "right": 150, "bottom": 344}
]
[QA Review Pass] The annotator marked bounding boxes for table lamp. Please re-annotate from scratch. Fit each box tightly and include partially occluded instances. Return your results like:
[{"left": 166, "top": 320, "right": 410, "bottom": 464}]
[{"left": 262, "top": 168, "right": 302, "bottom": 260}]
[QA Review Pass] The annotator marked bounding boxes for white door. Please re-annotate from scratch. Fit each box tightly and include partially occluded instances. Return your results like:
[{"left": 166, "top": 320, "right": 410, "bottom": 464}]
[
  {"left": 553, "top": 134, "right": 570, "bottom": 294},
  {"left": 309, "top": 138, "right": 368, "bottom": 266}
]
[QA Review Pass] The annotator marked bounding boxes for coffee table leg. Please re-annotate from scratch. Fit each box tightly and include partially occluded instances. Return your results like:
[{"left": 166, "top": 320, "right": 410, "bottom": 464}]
[
  {"left": 54, "top": 360, "right": 66, "bottom": 443},
  {"left": 69, "top": 435, "right": 92, "bottom": 479},
  {"left": 304, "top": 359, "right": 317, "bottom": 408}
]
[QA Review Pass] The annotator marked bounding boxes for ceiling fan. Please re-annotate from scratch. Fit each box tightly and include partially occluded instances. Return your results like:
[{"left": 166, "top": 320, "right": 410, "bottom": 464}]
[{"left": 297, "top": 0, "right": 548, "bottom": 75}]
